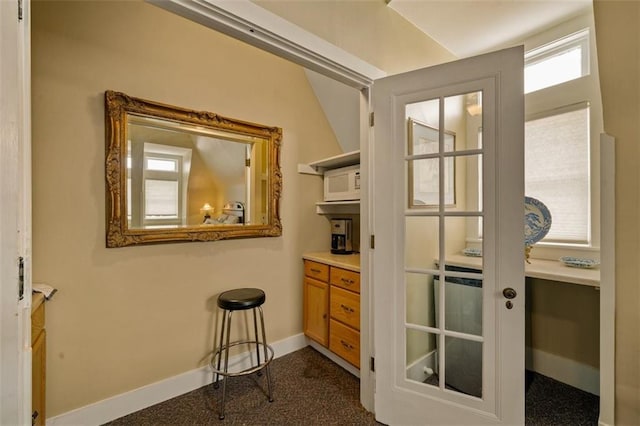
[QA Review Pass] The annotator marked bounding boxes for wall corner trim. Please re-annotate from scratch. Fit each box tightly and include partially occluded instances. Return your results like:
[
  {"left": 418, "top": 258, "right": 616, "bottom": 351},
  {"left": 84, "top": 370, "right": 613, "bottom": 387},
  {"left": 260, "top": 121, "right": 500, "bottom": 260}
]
[{"left": 46, "top": 333, "right": 307, "bottom": 426}]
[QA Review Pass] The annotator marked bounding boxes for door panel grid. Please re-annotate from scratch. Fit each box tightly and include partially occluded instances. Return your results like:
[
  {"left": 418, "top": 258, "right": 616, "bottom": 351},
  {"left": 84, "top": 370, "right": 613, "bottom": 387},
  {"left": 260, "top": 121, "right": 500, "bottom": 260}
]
[{"left": 404, "top": 90, "right": 486, "bottom": 399}]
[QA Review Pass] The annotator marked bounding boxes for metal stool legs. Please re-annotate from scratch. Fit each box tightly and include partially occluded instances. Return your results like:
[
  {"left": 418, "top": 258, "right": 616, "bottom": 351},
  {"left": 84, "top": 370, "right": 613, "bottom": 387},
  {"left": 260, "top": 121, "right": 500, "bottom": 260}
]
[
  {"left": 212, "top": 305, "right": 274, "bottom": 420},
  {"left": 258, "top": 306, "right": 273, "bottom": 401}
]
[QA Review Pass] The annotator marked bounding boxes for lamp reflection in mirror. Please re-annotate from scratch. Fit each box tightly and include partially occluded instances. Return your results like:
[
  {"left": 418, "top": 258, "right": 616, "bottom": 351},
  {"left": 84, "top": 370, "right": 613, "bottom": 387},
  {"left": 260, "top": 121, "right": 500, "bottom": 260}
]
[{"left": 200, "top": 203, "right": 215, "bottom": 223}]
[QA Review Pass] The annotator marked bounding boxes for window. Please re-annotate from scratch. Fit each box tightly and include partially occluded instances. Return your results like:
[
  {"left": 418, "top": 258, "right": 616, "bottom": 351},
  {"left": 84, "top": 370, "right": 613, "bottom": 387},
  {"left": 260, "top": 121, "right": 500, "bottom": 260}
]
[
  {"left": 523, "top": 23, "right": 600, "bottom": 251},
  {"left": 525, "top": 29, "right": 589, "bottom": 94},
  {"left": 127, "top": 144, "right": 192, "bottom": 227},
  {"left": 525, "top": 105, "right": 590, "bottom": 243},
  {"left": 143, "top": 155, "right": 181, "bottom": 221}
]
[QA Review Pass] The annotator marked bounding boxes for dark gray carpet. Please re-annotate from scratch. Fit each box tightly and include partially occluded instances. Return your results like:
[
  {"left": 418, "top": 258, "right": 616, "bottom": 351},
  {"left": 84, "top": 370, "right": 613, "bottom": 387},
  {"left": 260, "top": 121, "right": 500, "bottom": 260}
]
[
  {"left": 104, "top": 346, "right": 379, "bottom": 425},
  {"left": 525, "top": 370, "right": 599, "bottom": 425},
  {"left": 104, "top": 347, "right": 598, "bottom": 425}
]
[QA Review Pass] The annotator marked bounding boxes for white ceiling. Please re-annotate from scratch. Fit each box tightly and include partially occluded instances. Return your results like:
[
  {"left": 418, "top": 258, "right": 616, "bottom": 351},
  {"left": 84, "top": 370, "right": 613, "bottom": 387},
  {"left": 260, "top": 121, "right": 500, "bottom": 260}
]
[{"left": 388, "top": 0, "right": 592, "bottom": 58}]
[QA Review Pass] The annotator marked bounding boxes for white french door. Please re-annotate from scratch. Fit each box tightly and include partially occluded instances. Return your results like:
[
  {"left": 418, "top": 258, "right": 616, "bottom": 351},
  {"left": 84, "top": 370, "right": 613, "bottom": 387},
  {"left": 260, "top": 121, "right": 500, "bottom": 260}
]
[{"left": 372, "top": 47, "right": 525, "bottom": 425}]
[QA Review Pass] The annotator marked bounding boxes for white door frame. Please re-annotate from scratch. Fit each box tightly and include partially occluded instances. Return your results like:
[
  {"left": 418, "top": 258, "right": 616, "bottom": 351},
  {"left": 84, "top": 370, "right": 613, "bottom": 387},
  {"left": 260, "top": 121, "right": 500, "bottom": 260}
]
[{"left": 1, "top": 0, "right": 32, "bottom": 424}]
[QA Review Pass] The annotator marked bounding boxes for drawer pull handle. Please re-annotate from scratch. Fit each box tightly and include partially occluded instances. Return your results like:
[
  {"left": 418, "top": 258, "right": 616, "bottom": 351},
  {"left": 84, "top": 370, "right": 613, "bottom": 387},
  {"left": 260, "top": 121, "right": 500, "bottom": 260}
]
[
  {"left": 340, "top": 340, "right": 354, "bottom": 350},
  {"left": 310, "top": 268, "right": 321, "bottom": 274},
  {"left": 341, "top": 278, "right": 354, "bottom": 285},
  {"left": 340, "top": 304, "right": 355, "bottom": 313}
]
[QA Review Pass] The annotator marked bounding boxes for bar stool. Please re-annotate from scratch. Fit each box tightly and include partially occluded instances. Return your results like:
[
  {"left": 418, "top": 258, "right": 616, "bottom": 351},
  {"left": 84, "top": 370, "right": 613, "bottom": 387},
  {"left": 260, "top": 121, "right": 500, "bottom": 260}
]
[{"left": 210, "top": 288, "right": 274, "bottom": 420}]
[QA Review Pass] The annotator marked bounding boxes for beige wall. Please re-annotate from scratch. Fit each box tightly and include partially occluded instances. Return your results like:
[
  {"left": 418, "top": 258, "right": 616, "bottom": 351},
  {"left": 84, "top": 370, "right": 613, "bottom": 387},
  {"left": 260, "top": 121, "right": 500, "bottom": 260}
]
[
  {"left": 31, "top": 0, "right": 343, "bottom": 416},
  {"left": 526, "top": 279, "right": 599, "bottom": 368},
  {"left": 593, "top": 1, "right": 640, "bottom": 423}
]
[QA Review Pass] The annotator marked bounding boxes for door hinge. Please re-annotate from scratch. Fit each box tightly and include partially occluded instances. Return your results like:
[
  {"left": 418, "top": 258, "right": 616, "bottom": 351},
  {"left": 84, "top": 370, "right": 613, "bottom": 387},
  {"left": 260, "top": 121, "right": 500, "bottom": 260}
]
[
  {"left": 18, "top": 257, "right": 24, "bottom": 300},
  {"left": 369, "top": 112, "right": 374, "bottom": 127},
  {"left": 245, "top": 158, "right": 250, "bottom": 167},
  {"left": 370, "top": 234, "right": 375, "bottom": 249},
  {"left": 370, "top": 356, "right": 375, "bottom": 372},
  {"left": 18, "top": 0, "right": 23, "bottom": 21}
]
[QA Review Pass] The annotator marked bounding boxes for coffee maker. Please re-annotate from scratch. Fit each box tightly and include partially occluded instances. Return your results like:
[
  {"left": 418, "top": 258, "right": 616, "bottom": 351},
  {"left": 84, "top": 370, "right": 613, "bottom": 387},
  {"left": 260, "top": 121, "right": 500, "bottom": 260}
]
[{"left": 330, "top": 219, "right": 353, "bottom": 254}]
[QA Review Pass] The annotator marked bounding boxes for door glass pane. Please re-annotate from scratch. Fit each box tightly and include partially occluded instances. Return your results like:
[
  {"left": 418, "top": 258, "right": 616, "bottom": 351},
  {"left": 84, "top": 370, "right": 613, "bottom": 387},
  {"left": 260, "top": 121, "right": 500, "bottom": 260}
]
[
  {"left": 444, "top": 153, "right": 483, "bottom": 213},
  {"left": 406, "top": 329, "right": 439, "bottom": 386},
  {"left": 443, "top": 154, "right": 455, "bottom": 207},
  {"left": 444, "top": 91, "right": 483, "bottom": 152},
  {"left": 458, "top": 153, "right": 483, "bottom": 213},
  {"left": 407, "top": 99, "right": 440, "bottom": 156},
  {"left": 441, "top": 270, "right": 483, "bottom": 336},
  {"left": 409, "top": 158, "right": 439, "bottom": 208},
  {"left": 405, "top": 216, "right": 439, "bottom": 270},
  {"left": 464, "top": 216, "right": 484, "bottom": 260},
  {"left": 405, "top": 91, "right": 485, "bottom": 402},
  {"left": 406, "top": 272, "right": 436, "bottom": 328},
  {"left": 444, "top": 336, "right": 482, "bottom": 398}
]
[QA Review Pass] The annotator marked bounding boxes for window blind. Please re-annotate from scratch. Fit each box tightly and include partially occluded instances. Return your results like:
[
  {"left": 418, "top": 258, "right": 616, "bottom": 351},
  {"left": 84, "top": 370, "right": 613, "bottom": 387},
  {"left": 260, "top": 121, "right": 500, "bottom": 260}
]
[{"left": 525, "top": 105, "right": 590, "bottom": 243}]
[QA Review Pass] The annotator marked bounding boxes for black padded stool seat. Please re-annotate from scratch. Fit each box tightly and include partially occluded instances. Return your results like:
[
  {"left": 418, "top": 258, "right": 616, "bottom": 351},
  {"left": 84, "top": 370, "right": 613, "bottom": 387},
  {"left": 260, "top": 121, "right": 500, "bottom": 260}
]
[
  {"left": 211, "top": 287, "right": 273, "bottom": 420},
  {"left": 217, "top": 288, "right": 265, "bottom": 311}
]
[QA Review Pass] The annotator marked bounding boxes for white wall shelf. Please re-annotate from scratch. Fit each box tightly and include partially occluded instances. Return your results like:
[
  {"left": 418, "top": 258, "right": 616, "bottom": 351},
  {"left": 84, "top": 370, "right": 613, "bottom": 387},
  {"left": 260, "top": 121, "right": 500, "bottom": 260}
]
[
  {"left": 316, "top": 200, "right": 360, "bottom": 215},
  {"left": 298, "top": 150, "right": 360, "bottom": 175}
]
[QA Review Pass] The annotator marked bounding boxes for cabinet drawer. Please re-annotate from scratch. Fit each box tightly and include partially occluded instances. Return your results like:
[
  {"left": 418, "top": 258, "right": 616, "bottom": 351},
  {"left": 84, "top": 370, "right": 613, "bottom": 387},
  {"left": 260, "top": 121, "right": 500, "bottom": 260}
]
[
  {"left": 329, "top": 319, "right": 360, "bottom": 368},
  {"left": 330, "top": 267, "right": 360, "bottom": 293},
  {"left": 304, "top": 260, "right": 329, "bottom": 282},
  {"left": 330, "top": 286, "right": 360, "bottom": 330},
  {"left": 31, "top": 301, "right": 45, "bottom": 345}
]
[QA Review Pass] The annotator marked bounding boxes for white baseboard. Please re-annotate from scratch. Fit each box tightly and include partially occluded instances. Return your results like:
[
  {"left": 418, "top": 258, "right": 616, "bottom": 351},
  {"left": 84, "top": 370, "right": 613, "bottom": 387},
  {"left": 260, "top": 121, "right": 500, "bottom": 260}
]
[
  {"left": 526, "top": 347, "right": 599, "bottom": 396},
  {"left": 47, "top": 333, "right": 307, "bottom": 426},
  {"left": 405, "top": 350, "right": 437, "bottom": 382}
]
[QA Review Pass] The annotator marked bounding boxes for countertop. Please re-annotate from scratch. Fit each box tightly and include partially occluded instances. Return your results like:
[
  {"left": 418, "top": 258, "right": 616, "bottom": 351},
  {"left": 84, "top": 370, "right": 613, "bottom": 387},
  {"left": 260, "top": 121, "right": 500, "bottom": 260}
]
[
  {"left": 303, "top": 252, "right": 361, "bottom": 272},
  {"left": 302, "top": 251, "right": 599, "bottom": 286},
  {"left": 442, "top": 253, "right": 600, "bottom": 288}
]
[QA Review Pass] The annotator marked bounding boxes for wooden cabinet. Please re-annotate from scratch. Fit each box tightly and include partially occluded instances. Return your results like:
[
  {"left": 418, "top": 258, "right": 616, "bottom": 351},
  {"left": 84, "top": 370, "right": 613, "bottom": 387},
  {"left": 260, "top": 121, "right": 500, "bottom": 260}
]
[
  {"left": 303, "top": 276, "right": 329, "bottom": 346},
  {"left": 303, "top": 259, "right": 360, "bottom": 368},
  {"left": 31, "top": 294, "right": 46, "bottom": 426}
]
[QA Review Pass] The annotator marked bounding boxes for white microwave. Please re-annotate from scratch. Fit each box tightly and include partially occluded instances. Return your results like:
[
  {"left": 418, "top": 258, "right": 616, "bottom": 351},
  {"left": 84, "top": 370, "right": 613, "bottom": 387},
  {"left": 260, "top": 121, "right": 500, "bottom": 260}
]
[{"left": 324, "top": 164, "right": 360, "bottom": 201}]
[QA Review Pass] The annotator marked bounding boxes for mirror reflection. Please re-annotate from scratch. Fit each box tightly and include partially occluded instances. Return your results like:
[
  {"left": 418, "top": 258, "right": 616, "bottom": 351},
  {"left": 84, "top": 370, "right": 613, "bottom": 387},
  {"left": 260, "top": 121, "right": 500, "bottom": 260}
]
[
  {"left": 126, "top": 116, "right": 268, "bottom": 229},
  {"left": 105, "top": 90, "right": 282, "bottom": 247}
]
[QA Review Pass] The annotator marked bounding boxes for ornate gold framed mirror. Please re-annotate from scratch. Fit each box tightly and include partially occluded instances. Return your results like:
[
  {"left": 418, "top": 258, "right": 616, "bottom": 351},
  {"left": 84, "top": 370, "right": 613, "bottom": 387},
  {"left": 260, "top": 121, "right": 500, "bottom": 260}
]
[{"left": 105, "top": 90, "right": 282, "bottom": 247}]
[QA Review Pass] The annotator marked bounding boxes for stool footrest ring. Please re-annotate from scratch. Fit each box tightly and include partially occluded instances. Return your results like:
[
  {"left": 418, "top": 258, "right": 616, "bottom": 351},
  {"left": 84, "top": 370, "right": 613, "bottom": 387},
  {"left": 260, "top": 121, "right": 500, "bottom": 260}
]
[{"left": 210, "top": 340, "right": 274, "bottom": 377}]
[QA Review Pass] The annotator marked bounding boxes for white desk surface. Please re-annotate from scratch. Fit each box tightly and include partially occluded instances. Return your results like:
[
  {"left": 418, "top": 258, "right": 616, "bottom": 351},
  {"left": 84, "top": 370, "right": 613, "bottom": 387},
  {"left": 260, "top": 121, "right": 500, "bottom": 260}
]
[{"left": 443, "top": 253, "right": 600, "bottom": 288}]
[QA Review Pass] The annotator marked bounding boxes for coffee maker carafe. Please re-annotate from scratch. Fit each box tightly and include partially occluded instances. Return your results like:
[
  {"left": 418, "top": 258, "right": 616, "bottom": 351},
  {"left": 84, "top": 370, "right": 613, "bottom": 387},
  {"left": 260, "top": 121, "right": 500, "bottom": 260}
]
[{"left": 330, "top": 219, "right": 353, "bottom": 254}]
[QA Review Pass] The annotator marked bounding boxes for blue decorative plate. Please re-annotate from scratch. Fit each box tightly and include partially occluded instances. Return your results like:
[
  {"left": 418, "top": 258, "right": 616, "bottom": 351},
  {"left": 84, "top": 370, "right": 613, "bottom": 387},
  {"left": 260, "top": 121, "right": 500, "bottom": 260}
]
[
  {"left": 560, "top": 257, "right": 600, "bottom": 269},
  {"left": 524, "top": 196, "right": 552, "bottom": 246}
]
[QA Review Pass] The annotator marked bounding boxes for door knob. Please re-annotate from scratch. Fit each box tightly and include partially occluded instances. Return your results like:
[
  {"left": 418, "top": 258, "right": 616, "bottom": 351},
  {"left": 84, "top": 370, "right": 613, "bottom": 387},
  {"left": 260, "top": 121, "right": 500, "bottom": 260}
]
[{"left": 502, "top": 288, "right": 517, "bottom": 299}]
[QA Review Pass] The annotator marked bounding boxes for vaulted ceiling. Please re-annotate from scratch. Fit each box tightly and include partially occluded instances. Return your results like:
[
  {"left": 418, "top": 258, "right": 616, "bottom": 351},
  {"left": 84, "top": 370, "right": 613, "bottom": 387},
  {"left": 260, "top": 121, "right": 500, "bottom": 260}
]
[{"left": 387, "top": 0, "right": 592, "bottom": 57}]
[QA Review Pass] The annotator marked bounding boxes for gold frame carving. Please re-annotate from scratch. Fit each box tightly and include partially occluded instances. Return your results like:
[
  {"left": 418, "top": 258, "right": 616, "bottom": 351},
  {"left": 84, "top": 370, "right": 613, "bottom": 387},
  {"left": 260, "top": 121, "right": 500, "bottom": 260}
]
[{"left": 105, "top": 90, "right": 282, "bottom": 247}]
